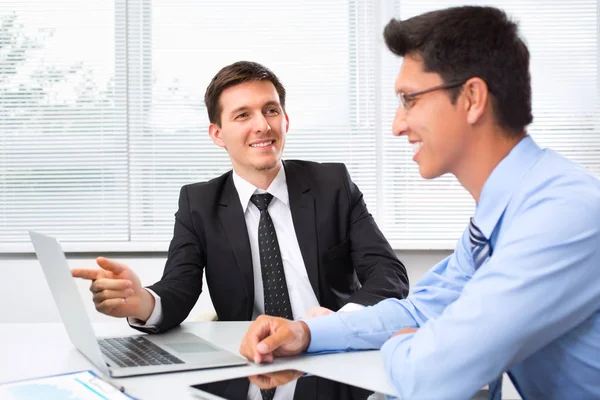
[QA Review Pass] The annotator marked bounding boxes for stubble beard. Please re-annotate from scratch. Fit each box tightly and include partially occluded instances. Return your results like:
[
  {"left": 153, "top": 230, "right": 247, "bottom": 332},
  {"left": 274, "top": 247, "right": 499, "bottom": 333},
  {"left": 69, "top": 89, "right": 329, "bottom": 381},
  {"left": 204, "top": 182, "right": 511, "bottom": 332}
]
[{"left": 254, "top": 160, "right": 279, "bottom": 172}]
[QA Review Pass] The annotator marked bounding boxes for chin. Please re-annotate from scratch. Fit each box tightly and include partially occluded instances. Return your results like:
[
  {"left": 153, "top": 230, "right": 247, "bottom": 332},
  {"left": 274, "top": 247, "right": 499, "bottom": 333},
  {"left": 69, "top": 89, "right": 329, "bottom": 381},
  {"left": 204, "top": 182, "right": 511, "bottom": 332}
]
[
  {"left": 418, "top": 165, "right": 442, "bottom": 180},
  {"left": 254, "top": 160, "right": 280, "bottom": 172}
]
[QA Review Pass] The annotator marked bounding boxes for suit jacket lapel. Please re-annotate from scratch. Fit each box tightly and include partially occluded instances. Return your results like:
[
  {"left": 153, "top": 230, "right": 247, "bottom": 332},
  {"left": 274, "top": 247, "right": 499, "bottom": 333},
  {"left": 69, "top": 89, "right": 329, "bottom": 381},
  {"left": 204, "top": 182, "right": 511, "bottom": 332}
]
[
  {"left": 218, "top": 175, "right": 254, "bottom": 318},
  {"left": 285, "top": 161, "right": 320, "bottom": 302}
]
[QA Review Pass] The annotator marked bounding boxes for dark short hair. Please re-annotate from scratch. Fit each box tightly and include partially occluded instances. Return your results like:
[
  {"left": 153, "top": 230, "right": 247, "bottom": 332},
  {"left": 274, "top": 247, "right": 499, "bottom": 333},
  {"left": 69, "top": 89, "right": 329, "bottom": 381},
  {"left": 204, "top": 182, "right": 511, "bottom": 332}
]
[
  {"left": 204, "top": 61, "right": 286, "bottom": 126},
  {"left": 384, "top": 6, "right": 533, "bottom": 136}
]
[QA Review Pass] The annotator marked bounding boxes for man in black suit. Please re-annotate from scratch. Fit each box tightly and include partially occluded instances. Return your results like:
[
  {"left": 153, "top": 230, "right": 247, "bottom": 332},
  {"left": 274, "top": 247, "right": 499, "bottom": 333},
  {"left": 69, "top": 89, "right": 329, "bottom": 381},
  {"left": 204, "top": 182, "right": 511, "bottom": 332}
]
[{"left": 72, "top": 61, "right": 408, "bottom": 334}]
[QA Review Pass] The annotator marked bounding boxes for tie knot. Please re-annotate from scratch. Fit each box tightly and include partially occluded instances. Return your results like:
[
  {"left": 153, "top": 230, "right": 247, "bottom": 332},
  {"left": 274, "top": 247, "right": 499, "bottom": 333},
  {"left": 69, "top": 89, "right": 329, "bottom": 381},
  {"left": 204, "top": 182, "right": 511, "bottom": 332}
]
[
  {"left": 468, "top": 217, "right": 487, "bottom": 246},
  {"left": 250, "top": 193, "right": 273, "bottom": 211},
  {"left": 469, "top": 217, "right": 493, "bottom": 270}
]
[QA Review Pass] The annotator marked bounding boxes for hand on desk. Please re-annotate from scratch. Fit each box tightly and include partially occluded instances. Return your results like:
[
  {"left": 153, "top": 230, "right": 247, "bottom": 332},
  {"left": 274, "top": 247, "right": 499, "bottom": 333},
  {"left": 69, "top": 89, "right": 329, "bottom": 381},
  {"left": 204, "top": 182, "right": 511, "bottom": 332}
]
[
  {"left": 239, "top": 315, "right": 311, "bottom": 364},
  {"left": 249, "top": 370, "right": 306, "bottom": 389},
  {"left": 71, "top": 257, "right": 155, "bottom": 321}
]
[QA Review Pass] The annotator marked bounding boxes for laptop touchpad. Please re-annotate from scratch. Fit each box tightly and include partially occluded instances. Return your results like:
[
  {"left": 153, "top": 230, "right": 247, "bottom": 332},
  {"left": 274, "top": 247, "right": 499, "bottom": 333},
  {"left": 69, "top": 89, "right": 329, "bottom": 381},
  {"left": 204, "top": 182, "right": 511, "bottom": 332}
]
[{"left": 166, "top": 342, "right": 218, "bottom": 353}]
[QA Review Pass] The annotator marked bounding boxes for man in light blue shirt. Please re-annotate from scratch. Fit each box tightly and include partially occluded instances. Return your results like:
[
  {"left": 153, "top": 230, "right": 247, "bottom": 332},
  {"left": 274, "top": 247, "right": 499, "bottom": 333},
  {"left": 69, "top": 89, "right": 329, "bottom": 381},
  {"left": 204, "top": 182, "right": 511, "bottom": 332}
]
[{"left": 238, "top": 5, "right": 600, "bottom": 399}]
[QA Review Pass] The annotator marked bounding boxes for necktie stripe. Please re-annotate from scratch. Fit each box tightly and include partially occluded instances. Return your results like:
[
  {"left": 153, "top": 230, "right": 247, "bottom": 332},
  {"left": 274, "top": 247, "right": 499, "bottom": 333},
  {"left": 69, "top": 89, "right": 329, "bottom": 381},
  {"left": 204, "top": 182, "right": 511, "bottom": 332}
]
[
  {"left": 469, "top": 225, "right": 487, "bottom": 242},
  {"left": 472, "top": 243, "right": 490, "bottom": 263},
  {"left": 471, "top": 235, "right": 487, "bottom": 244}
]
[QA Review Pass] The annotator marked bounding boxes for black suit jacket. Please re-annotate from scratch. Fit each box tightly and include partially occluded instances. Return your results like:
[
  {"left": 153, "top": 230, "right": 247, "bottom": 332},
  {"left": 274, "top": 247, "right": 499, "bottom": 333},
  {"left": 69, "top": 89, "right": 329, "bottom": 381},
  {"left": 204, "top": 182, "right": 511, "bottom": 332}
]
[{"left": 141, "top": 160, "right": 408, "bottom": 332}]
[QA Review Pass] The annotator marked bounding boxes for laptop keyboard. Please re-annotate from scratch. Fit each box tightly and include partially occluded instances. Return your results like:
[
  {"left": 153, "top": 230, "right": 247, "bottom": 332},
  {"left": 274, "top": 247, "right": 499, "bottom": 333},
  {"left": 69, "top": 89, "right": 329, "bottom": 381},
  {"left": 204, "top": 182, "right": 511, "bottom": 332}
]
[{"left": 98, "top": 336, "right": 184, "bottom": 367}]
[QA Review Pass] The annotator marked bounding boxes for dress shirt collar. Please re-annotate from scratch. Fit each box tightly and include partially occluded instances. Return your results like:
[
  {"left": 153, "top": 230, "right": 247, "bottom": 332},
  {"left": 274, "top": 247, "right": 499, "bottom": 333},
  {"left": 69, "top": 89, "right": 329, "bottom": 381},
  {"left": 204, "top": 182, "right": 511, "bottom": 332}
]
[
  {"left": 232, "top": 162, "right": 290, "bottom": 212},
  {"left": 473, "top": 135, "right": 543, "bottom": 239}
]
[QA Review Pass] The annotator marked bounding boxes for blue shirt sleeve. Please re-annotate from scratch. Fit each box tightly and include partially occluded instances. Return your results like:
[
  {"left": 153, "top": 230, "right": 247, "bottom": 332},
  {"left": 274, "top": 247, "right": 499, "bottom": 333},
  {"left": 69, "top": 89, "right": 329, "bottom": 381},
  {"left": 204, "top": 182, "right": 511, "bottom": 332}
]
[
  {"left": 381, "top": 186, "right": 600, "bottom": 399},
  {"left": 305, "top": 239, "right": 473, "bottom": 352}
]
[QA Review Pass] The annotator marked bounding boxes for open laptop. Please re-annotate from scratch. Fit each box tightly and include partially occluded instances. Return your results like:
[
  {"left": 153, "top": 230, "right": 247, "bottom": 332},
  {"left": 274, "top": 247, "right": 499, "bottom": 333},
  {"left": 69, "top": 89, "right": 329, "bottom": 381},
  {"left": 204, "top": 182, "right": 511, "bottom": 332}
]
[{"left": 29, "top": 231, "right": 247, "bottom": 378}]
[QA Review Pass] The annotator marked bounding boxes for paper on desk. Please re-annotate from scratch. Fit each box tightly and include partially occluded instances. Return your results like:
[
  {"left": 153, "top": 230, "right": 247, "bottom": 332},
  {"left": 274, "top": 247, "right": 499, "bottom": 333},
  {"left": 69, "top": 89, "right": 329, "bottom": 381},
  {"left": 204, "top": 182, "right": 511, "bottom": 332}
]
[{"left": 0, "top": 370, "right": 135, "bottom": 400}]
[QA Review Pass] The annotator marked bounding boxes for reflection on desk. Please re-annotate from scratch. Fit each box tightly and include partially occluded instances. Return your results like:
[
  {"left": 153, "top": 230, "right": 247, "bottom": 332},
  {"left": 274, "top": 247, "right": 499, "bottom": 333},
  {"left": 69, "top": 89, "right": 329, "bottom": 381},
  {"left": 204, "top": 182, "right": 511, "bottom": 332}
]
[{"left": 191, "top": 369, "right": 383, "bottom": 400}]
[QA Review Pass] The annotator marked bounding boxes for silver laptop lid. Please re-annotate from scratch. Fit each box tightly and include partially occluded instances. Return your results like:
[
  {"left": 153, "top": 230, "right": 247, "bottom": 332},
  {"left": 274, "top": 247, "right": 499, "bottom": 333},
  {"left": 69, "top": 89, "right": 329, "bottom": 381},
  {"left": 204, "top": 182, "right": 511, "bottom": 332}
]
[{"left": 29, "top": 231, "right": 110, "bottom": 375}]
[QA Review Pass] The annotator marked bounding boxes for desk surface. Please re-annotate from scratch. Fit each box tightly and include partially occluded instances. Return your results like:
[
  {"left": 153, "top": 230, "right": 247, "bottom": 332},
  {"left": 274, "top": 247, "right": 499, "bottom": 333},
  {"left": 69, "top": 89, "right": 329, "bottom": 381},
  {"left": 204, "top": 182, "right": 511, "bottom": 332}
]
[{"left": 0, "top": 321, "right": 396, "bottom": 399}]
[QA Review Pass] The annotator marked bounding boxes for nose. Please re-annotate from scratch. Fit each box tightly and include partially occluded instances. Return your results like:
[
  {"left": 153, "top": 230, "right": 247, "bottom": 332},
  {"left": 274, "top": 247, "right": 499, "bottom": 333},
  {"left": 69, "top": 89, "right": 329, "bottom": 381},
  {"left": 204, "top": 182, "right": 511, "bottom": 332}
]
[
  {"left": 254, "top": 113, "right": 271, "bottom": 133},
  {"left": 392, "top": 106, "right": 408, "bottom": 137}
]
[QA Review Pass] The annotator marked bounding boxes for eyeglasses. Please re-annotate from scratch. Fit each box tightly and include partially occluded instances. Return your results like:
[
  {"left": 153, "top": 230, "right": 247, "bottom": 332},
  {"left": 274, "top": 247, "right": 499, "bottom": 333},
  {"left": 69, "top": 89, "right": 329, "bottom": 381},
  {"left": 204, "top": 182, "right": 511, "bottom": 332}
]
[{"left": 397, "top": 80, "right": 467, "bottom": 111}]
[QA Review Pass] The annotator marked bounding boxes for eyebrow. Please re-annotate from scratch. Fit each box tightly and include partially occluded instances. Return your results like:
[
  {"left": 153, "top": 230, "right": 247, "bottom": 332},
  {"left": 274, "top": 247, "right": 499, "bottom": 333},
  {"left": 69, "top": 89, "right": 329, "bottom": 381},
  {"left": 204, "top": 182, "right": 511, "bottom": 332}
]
[
  {"left": 395, "top": 85, "right": 416, "bottom": 94},
  {"left": 229, "top": 106, "right": 249, "bottom": 117},
  {"left": 228, "top": 101, "right": 282, "bottom": 118},
  {"left": 262, "top": 101, "right": 281, "bottom": 109}
]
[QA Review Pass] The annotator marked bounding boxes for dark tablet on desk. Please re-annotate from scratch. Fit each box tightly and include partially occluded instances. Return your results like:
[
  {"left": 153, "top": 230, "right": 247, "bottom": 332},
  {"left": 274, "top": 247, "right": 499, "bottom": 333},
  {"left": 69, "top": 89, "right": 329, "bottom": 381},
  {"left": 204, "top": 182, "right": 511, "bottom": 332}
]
[{"left": 189, "top": 369, "right": 384, "bottom": 400}]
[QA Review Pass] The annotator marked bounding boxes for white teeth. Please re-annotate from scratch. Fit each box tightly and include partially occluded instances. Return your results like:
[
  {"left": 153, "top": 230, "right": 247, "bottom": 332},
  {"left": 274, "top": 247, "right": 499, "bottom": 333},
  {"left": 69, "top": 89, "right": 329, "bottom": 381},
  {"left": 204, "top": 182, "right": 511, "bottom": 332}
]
[
  {"left": 250, "top": 141, "right": 273, "bottom": 148},
  {"left": 412, "top": 142, "right": 423, "bottom": 154}
]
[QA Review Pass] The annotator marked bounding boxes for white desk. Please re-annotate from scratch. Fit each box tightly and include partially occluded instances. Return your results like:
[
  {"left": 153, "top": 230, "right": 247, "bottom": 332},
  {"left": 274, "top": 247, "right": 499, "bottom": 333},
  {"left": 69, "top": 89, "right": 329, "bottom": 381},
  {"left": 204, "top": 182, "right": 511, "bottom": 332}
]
[{"left": 0, "top": 322, "right": 396, "bottom": 399}]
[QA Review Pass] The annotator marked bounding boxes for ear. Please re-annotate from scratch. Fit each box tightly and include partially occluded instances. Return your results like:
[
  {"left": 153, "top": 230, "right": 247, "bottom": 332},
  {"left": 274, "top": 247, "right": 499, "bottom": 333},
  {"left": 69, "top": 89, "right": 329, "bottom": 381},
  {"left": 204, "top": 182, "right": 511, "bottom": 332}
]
[
  {"left": 208, "top": 123, "right": 226, "bottom": 148},
  {"left": 284, "top": 113, "right": 290, "bottom": 133},
  {"left": 463, "top": 77, "right": 489, "bottom": 125}
]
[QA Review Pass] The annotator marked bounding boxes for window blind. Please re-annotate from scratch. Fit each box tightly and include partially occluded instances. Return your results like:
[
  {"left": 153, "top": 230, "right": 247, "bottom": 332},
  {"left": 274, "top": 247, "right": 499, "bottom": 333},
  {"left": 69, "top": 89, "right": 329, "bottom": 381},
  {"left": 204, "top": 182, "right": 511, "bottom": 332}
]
[
  {"left": 0, "top": 0, "right": 597, "bottom": 251},
  {"left": 0, "top": 0, "right": 128, "bottom": 249}
]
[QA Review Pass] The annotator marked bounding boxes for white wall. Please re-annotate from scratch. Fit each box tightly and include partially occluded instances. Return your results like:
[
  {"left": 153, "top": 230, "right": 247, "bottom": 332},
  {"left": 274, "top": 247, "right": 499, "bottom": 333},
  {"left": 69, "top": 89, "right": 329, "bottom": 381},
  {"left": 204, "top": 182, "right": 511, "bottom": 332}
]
[{"left": 0, "top": 250, "right": 450, "bottom": 324}]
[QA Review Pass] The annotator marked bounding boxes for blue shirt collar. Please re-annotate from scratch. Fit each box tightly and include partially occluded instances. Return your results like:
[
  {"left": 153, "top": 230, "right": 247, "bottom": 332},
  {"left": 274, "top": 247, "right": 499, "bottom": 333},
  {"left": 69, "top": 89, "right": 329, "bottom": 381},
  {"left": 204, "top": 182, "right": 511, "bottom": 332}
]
[{"left": 473, "top": 135, "right": 543, "bottom": 239}]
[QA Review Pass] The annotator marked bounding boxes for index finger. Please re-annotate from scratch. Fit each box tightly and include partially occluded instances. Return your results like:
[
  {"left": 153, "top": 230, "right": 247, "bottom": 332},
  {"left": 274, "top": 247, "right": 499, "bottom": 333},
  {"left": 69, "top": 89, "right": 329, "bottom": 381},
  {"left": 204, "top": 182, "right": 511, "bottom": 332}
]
[
  {"left": 96, "top": 257, "right": 128, "bottom": 275},
  {"left": 71, "top": 269, "right": 101, "bottom": 281}
]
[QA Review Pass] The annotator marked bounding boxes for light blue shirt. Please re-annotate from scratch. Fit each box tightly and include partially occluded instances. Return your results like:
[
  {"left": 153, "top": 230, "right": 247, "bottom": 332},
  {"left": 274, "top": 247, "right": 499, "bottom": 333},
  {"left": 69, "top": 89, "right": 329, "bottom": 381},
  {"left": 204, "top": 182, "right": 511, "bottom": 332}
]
[{"left": 304, "top": 135, "right": 600, "bottom": 399}]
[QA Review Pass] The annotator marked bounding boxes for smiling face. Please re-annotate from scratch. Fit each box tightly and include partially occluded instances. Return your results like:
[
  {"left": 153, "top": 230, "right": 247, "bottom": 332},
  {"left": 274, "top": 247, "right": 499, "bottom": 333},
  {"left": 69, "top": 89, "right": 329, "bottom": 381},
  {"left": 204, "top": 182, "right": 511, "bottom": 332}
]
[
  {"left": 208, "top": 80, "right": 289, "bottom": 180},
  {"left": 392, "top": 55, "right": 471, "bottom": 180}
]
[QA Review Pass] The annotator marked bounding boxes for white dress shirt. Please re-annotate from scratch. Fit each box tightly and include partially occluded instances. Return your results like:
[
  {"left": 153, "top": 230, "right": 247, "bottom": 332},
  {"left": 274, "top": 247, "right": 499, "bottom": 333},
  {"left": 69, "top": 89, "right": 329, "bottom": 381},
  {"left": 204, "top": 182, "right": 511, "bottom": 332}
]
[
  {"left": 131, "top": 163, "right": 363, "bottom": 399},
  {"left": 234, "top": 165, "right": 319, "bottom": 400},
  {"left": 232, "top": 165, "right": 319, "bottom": 320}
]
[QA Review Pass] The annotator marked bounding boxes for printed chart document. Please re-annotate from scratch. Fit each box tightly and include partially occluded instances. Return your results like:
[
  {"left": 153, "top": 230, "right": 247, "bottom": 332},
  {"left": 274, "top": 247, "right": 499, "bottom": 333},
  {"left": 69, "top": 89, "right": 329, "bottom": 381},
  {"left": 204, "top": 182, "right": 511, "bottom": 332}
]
[{"left": 0, "top": 370, "right": 136, "bottom": 400}]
